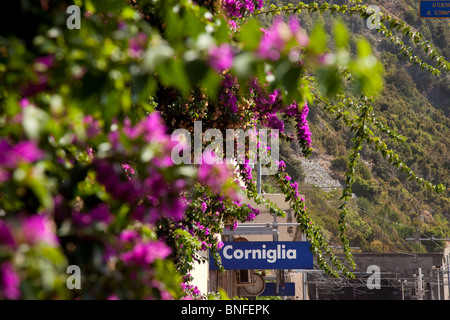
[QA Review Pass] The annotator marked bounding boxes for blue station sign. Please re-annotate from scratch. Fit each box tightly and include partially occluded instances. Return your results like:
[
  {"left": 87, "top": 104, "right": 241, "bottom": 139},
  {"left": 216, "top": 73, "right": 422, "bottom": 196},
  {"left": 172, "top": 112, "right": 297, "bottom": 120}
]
[
  {"left": 210, "top": 241, "right": 313, "bottom": 270},
  {"left": 260, "top": 282, "right": 296, "bottom": 296}
]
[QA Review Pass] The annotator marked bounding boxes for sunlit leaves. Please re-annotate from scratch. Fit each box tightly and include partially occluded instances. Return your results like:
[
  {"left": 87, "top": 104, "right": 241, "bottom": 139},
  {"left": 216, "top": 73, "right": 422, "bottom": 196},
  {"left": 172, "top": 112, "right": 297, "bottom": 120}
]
[
  {"left": 349, "top": 39, "right": 384, "bottom": 96},
  {"left": 307, "top": 24, "right": 327, "bottom": 55},
  {"left": 333, "top": 20, "right": 349, "bottom": 50},
  {"left": 239, "top": 19, "right": 262, "bottom": 51}
]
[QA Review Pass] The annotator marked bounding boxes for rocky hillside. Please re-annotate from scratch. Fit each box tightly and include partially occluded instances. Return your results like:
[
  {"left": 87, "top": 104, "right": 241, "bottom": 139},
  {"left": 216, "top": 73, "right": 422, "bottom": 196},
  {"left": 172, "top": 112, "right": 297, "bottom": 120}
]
[
  {"left": 263, "top": 0, "right": 450, "bottom": 253},
  {"left": 298, "top": 155, "right": 343, "bottom": 190}
]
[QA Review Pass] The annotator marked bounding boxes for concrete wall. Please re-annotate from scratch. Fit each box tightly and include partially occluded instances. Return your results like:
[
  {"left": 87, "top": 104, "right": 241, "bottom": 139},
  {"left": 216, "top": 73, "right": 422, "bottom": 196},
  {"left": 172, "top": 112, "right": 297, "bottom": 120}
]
[
  {"left": 310, "top": 252, "right": 448, "bottom": 300},
  {"left": 441, "top": 245, "right": 450, "bottom": 300},
  {"left": 190, "top": 250, "right": 209, "bottom": 296}
]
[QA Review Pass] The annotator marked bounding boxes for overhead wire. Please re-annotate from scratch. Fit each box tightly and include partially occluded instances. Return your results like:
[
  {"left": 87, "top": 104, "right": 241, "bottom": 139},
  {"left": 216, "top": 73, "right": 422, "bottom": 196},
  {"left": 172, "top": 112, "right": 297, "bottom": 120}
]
[{"left": 277, "top": 152, "right": 446, "bottom": 251}]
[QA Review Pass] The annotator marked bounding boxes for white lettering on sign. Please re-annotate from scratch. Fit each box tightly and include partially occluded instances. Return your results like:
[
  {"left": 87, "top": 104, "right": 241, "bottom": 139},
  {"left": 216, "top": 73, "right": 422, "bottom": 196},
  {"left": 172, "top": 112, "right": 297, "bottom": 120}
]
[{"left": 223, "top": 244, "right": 297, "bottom": 263}]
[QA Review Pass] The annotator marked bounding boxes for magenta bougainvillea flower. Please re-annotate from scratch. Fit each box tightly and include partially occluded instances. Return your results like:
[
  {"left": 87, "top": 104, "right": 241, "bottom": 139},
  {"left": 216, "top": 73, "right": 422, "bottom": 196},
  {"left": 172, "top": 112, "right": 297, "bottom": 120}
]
[
  {"left": 0, "top": 220, "right": 15, "bottom": 248},
  {"left": 120, "top": 241, "right": 171, "bottom": 266},
  {"left": 222, "top": 0, "right": 263, "bottom": 18},
  {"left": 118, "top": 229, "right": 140, "bottom": 244},
  {"left": 0, "top": 140, "right": 43, "bottom": 168},
  {"left": 198, "top": 154, "right": 233, "bottom": 196},
  {"left": 94, "top": 159, "right": 140, "bottom": 203},
  {"left": 246, "top": 204, "right": 260, "bottom": 221},
  {"left": 83, "top": 115, "right": 101, "bottom": 138},
  {"left": 265, "top": 113, "right": 285, "bottom": 132},
  {"left": 249, "top": 78, "right": 283, "bottom": 114},
  {"left": 72, "top": 203, "right": 113, "bottom": 227},
  {"left": 0, "top": 262, "right": 20, "bottom": 300},
  {"left": 219, "top": 74, "right": 239, "bottom": 113},
  {"left": 285, "top": 102, "right": 312, "bottom": 155},
  {"left": 257, "top": 17, "right": 309, "bottom": 61},
  {"left": 123, "top": 112, "right": 168, "bottom": 144},
  {"left": 22, "top": 215, "right": 59, "bottom": 247},
  {"left": 34, "top": 55, "right": 55, "bottom": 69},
  {"left": 208, "top": 43, "right": 234, "bottom": 72},
  {"left": 127, "top": 32, "right": 148, "bottom": 59}
]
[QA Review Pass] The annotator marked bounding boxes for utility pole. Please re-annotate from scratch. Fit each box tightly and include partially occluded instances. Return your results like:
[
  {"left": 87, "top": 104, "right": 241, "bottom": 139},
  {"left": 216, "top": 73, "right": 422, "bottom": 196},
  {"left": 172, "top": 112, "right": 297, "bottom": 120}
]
[
  {"left": 398, "top": 279, "right": 407, "bottom": 300},
  {"left": 433, "top": 266, "right": 441, "bottom": 300},
  {"left": 302, "top": 232, "right": 307, "bottom": 300},
  {"left": 272, "top": 211, "right": 280, "bottom": 294},
  {"left": 447, "top": 254, "right": 450, "bottom": 300},
  {"left": 256, "top": 161, "right": 261, "bottom": 194},
  {"left": 414, "top": 268, "right": 424, "bottom": 300}
]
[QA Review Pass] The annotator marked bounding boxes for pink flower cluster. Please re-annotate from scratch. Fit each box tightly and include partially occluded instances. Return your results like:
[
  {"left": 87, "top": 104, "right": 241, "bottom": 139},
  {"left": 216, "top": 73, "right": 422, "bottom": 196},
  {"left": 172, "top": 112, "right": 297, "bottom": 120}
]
[
  {"left": 121, "top": 241, "right": 171, "bottom": 266},
  {"left": 246, "top": 204, "right": 260, "bottom": 221},
  {"left": 127, "top": 32, "right": 148, "bottom": 59},
  {"left": 0, "top": 140, "right": 43, "bottom": 167},
  {"left": 195, "top": 222, "right": 210, "bottom": 236},
  {"left": 290, "top": 181, "right": 301, "bottom": 199},
  {"left": 21, "top": 54, "right": 55, "bottom": 97},
  {"left": 0, "top": 215, "right": 58, "bottom": 249},
  {"left": 265, "top": 113, "right": 285, "bottom": 132},
  {"left": 208, "top": 44, "right": 234, "bottom": 72},
  {"left": 0, "top": 262, "right": 20, "bottom": 300},
  {"left": 285, "top": 102, "right": 312, "bottom": 155},
  {"left": 180, "top": 282, "right": 201, "bottom": 297},
  {"left": 95, "top": 164, "right": 186, "bottom": 224},
  {"left": 250, "top": 83, "right": 282, "bottom": 113},
  {"left": 249, "top": 78, "right": 285, "bottom": 132},
  {"left": 180, "top": 274, "right": 201, "bottom": 298},
  {"left": 219, "top": 74, "right": 239, "bottom": 113},
  {"left": 0, "top": 215, "right": 60, "bottom": 299},
  {"left": 198, "top": 154, "right": 235, "bottom": 199},
  {"left": 21, "top": 215, "right": 59, "bottom": 247},
  {"left": 72, "top": 203, "right": 113, "bottom": 227},
  {"left": 93, "top": 113, "right": 193, "bottom": 223},
  {"left": 117, "top": 229, "right": 172, "bottom": 267},
  {"left": 222, "top": 0, "right": 263, "bottom": 18},
  {"left": 122, "top": 112, "right": 169, "bottom": 145},
  {"left": 0, "top": 140, "right": 43, "bottom": 182},
  {"left": 257, "top": 17, "right": 309, "bottom": 61},
  {"left": 94, "top": 159, "right": 141, "bottom": 204}
]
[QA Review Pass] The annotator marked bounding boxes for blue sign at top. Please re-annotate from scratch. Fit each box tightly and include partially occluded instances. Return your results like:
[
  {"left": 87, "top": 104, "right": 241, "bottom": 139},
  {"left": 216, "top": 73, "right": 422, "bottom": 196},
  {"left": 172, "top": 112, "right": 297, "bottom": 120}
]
[
  {"left": 209, "top": 241, "right": 313, "bottom": 270},
  {"left": 420, "top": 1, "right": 450, "bottom": 18}
]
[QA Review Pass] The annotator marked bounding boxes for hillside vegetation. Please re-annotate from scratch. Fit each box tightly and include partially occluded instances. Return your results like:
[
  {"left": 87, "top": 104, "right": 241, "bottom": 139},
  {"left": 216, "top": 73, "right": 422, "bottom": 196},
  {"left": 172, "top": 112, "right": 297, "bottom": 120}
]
[{"left": 261, "top": 0, "right": 450, "bottom": 253}]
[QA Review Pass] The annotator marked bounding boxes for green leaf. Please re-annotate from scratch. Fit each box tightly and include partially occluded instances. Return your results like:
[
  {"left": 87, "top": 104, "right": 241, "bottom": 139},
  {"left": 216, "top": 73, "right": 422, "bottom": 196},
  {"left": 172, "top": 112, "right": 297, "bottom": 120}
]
[
  {"left": 185, "top": 59, "right": 209, "bottom": 85},
  {"left": 272, "top": 60, "right": 301, "bottom": 104},
  {"left": 157, "top": 59, "right": 190, "bottom": 96},
  {"left": 317, "top": 66, "right": 342, "bottom": 96},
  {"left": 239, "top": 19, "right": 262, "bottom": 51},
  {"left": 200, "top": 69, "right": 222, "bottom": 101},
  {"left": 214, "top": 19, "right": 231, "bottom": 44},
  {"left": 334, "top": 20, "right": 349, "bottom": 49},
  {"left": 307, "top": 24, "right": 327, "bottom": 54},
  {"left": 131, "top": 75, "right": 156, "bottom": 104},
  {"left": 356, "top": 38, "right": 372, "bottom": 58}
]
